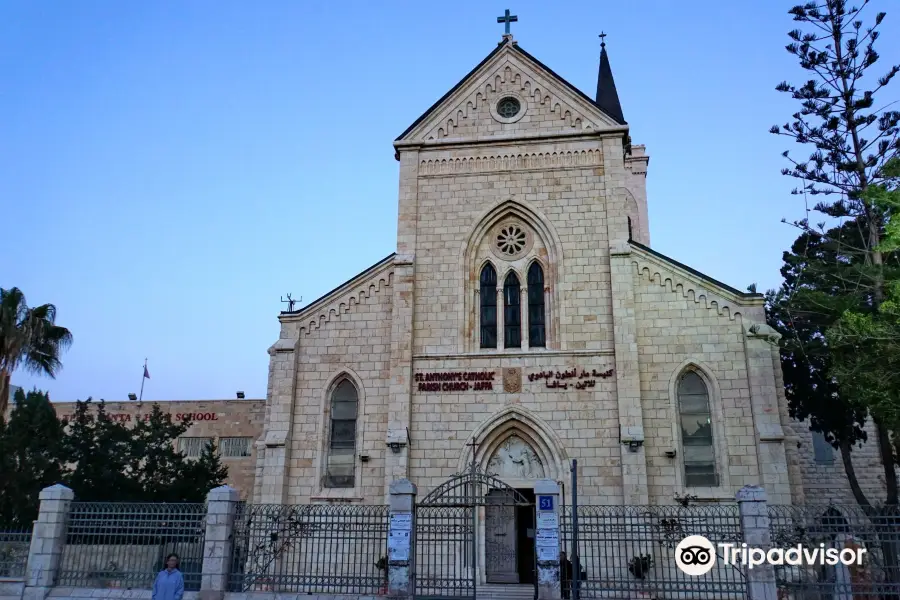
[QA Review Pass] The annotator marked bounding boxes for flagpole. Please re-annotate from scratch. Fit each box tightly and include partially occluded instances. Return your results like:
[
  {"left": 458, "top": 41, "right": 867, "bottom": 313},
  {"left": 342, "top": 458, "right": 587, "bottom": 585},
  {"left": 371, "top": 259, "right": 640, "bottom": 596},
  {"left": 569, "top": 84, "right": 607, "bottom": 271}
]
[{"left": 139, "top": 358, "right": 147, "bottom": 402}]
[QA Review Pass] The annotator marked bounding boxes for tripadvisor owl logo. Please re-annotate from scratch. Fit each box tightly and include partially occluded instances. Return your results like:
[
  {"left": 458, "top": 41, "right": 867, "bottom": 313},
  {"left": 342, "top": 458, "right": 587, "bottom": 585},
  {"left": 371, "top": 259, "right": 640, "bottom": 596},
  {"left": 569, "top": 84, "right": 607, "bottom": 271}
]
[
  {"left": 675, "top": 534, "right": 868, "bottom": 576},
  {"left": 675, "top": 535, "right": 717, "bottom": 576}
]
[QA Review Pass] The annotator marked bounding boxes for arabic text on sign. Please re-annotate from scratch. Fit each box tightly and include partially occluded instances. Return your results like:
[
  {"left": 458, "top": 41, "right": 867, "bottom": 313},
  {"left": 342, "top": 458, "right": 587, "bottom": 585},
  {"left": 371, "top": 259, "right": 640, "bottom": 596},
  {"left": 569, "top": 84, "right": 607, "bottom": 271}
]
[
  {"left": 390, "top": 514, "right": 412, "bottom": 530},
  {"left": 536, "top": 531, "right": 559, "bottom": 547}
]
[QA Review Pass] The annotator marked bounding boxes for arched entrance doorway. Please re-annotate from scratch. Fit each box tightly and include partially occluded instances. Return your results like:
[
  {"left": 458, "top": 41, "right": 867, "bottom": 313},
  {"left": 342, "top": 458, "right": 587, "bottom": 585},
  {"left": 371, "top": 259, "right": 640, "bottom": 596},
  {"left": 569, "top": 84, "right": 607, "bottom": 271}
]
[{"left": 413, "top": 463, "right": 536, "bottom": 600}]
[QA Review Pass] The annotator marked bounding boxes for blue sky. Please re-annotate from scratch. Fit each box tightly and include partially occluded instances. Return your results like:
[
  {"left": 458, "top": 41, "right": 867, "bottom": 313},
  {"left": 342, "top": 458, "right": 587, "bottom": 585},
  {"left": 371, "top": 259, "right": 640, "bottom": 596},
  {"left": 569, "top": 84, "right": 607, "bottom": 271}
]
[{"left": 2, "top": 1, "right": 898, "bottom": 402}]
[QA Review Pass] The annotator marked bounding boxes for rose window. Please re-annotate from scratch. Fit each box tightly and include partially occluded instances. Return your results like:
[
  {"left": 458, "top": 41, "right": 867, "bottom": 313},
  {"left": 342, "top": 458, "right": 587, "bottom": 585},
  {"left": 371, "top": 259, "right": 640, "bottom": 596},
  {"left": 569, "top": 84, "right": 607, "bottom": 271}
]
[
  {"left": 496, "top": 97, "right": 521, "bottom": 118},
  {"left": 496, "top": 225, "right": 527, "bottom": 256}
]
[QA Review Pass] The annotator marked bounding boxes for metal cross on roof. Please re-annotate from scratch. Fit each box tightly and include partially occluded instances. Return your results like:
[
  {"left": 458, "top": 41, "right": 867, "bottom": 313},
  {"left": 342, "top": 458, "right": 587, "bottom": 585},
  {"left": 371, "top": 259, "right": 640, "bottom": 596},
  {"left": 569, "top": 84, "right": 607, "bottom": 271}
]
[
  {"left": 497, "top": 9, "right": 518, "bottom": 35},
  {"left": 599, "top": 31, "right": 607, "bottom": 48}
]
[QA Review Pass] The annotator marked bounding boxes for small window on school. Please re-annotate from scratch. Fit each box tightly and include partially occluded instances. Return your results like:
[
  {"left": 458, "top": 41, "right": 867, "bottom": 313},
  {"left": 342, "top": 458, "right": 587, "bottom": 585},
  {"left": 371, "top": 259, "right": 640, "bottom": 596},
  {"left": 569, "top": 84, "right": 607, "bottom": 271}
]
[
  {"left": 178, "top": 437, "right": 213, "bottom": 458},
  {"left": 220, "top": 437, "right": 252, "bottom": 458}
]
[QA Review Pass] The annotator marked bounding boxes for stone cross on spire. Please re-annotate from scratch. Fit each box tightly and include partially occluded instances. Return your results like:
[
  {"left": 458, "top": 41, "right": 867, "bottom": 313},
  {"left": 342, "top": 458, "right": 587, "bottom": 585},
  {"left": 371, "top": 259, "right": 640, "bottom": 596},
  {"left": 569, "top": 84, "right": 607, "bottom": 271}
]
[{"left": 497, "top": 9, "right": 518, "bottom": 36}]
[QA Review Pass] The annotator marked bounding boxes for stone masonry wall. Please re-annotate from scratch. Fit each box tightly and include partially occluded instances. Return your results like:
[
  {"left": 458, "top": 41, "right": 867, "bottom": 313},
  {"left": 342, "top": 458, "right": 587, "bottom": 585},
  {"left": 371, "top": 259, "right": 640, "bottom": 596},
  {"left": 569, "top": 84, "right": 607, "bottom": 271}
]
[
  {"left": 632, "top": 261, "right": 768, "bottom": 503},
  {"left": 413, "top": 139, "right": 614, "bottom": 356},
  {"left": 794, "top": 419, "right": 889, "bottom": 505},
  {"left": 279, "top": 272, "right": 393, "bottom": 504},
  {"left": 417, "top": 51, "right": 609, "bottom": 142},
  {"left": 409, "top": 354, "right": 623, "bottom": 505}
]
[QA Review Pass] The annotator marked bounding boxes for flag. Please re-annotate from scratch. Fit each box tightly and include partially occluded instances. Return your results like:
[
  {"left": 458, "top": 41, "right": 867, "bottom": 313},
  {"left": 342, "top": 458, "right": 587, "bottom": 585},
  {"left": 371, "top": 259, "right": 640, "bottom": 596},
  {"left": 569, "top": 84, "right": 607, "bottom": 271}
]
[{"left": 143, "top": 365, "right": 150, "bottom": 379}]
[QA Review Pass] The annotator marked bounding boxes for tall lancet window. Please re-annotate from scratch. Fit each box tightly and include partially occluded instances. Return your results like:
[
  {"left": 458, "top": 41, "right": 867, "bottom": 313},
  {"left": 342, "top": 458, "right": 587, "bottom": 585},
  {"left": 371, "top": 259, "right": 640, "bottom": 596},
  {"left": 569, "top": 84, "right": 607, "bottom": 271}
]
[
  {"left": 325, "top": 379, "right": 358, "bottom": 488},
  {"left": 503, "top": 272, "right": 521, "bottom": 348},
  {"left": 527, "top": 262, "right": 545, "bottom": 348},
  {"left": 678, "top": 372, "right": 718, "bottom": 487},
  {"left": 480, "top": 263, "right": 498, "bottom": 349}
]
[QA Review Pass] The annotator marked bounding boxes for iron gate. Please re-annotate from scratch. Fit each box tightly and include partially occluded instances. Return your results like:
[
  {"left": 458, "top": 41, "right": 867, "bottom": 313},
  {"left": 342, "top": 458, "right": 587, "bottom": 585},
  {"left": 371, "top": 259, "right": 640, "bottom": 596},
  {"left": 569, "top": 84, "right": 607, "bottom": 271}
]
[{"left": 413, "top": 464, "right": 536, "bottom": 600}]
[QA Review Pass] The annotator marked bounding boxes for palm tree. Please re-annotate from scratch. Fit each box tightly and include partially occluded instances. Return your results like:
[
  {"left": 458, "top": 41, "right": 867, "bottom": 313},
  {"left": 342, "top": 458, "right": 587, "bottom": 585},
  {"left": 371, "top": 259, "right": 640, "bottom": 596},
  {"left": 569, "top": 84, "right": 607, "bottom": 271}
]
[{"left": 0, "top": 287, "right": 73, "bottom": 415}]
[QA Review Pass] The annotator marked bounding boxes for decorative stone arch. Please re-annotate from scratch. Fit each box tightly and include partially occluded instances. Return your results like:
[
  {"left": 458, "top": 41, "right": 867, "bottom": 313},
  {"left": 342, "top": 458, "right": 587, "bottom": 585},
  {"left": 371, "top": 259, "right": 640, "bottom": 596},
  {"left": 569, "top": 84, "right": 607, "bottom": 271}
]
[
  {"left": 314, "top": 368, "right": 367, "bottom": 495},
  {"left": 460, "top": 199, "right": 564, "bottom": 352},
  {"left": 458, "top": 406, "right": 569, "bottom": 485},
  {"left": 667, "top": 360, "right": 732, "bottom": 495}
]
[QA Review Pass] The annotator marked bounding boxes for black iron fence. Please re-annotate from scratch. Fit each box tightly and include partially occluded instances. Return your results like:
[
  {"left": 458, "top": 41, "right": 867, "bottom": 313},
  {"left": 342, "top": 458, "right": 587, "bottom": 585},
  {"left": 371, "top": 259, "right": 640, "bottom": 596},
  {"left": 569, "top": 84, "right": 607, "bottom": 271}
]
[
  {"left": 414, "top": 505, "right": 475, "bottom": 599},
  {"left": 769, "top": 503, "right": 900, "bottom": 600},
  {"left": 0, "top": 528, "right": 32, "bottom": 578},
  {"left": 56, "top": 502, "right": 206, "bottom": 590},
  {"left": 561, "top": 504, "right": 747, "bottom": 599},
  {"left": 228, "top": 502, "right": 390, "bottom": 594}
]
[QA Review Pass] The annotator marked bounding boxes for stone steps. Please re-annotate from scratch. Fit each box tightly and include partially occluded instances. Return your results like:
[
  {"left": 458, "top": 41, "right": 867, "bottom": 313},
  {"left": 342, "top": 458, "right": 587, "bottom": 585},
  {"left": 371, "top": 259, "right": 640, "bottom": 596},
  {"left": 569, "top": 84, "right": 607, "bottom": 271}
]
[{"left": 476, "top": 583, "right": 536, "bottom": 600}]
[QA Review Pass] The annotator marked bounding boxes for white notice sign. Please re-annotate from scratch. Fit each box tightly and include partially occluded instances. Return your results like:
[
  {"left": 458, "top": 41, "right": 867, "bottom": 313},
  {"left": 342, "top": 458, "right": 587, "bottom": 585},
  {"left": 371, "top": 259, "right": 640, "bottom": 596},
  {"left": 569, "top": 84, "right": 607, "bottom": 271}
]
[
  {"left": 535, "top": 530, "right": 559, "bottom": 547},
  {"left": 389, "top": 530, "right": 411, "bottom": 550},
  {"left": 537, "top": 513, "right": 558, "bottom": 530},
  {"left": 389, "top": 546, "right": 409, "bottom": 561},
  {"left": 391, "top": 513, "right": 413, "bottom": 531},
  {"left": 537, "top": 546, "right": 559, "bottom": 561}
]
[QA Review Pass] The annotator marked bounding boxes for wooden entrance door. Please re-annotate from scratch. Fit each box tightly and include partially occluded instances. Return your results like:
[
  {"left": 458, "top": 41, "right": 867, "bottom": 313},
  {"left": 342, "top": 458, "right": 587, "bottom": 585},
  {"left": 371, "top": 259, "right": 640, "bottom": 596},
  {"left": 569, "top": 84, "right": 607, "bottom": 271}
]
[{"left": 485, "top": 489, "right": 518, "bottom": 583}]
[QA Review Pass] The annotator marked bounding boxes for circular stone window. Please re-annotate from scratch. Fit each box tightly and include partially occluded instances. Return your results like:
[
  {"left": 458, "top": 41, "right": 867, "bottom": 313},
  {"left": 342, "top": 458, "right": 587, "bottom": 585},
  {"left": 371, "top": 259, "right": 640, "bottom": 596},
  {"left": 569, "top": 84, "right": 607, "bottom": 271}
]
[
  {"left": 491, "top": 221, "right": 534, "bottom": 261},
  {"left": 496, "top": 97, "right": 521, "bottom": 118}
]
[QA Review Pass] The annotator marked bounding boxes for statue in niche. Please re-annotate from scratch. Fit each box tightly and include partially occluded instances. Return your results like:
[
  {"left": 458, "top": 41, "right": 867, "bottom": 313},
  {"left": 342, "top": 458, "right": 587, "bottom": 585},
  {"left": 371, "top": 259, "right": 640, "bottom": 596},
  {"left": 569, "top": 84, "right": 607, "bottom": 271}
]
[{"left": 487, "top": 436, "right": 545, "bottom": 479}]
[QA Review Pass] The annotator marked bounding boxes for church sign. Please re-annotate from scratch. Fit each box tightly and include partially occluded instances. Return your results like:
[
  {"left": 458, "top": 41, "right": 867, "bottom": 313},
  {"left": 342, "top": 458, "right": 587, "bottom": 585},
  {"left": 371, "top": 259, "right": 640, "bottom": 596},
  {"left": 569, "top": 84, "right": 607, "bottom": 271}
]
[
  {"left": 529, "top": 367, "right": 614, "bottom": 390},
  {"left": 414, "top": 371, "right": 496, "bottom": 392}
]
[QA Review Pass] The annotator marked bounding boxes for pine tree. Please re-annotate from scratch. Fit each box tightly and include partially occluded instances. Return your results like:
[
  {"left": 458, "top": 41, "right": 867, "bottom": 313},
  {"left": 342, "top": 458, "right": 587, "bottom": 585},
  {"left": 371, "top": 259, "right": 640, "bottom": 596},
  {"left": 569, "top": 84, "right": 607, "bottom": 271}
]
[
  {"left": 0, "top": 388, "right": 64, "bottom": 528},
  {"left": 62, "top": 399, "right": 138, "bottom": 501},
  {"left": 769, "top": 0, "right": 900, "bottom": 506},
  {"left": 182, "top": 440, "right": 229, "bottom": 502},
  {"left": 127, "top": 403, "right": 192, "bottom": 502},
  {"left": 61, "top": 400, "right": 228, "bottom": 503}
]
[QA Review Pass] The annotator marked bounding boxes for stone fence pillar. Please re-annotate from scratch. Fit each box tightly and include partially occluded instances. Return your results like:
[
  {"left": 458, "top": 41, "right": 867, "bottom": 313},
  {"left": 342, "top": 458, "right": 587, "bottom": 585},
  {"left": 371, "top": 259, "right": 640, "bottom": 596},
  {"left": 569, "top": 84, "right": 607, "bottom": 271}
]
[
  {"left": 200, "top": 485, "right": 240, "bottom": 600},
  {"left": 24, "top": 484, "right": 74, "bottom": 600},
  {"left": 534, "top": 479, "right": 561, "bottom": 600},
  {"left": 736, "top": 485, "right": 778, "bottom": 600},
  {"left": 388, "top": 479, "right": 416, "bottom": 598}
]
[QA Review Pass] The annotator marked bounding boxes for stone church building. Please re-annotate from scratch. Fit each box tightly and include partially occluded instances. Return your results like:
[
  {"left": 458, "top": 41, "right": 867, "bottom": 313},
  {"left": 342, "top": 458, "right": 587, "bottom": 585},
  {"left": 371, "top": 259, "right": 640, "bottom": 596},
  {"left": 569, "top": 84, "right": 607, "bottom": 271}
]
[{"left": 252, "top": 33, "right": 888, "bottom": 517}]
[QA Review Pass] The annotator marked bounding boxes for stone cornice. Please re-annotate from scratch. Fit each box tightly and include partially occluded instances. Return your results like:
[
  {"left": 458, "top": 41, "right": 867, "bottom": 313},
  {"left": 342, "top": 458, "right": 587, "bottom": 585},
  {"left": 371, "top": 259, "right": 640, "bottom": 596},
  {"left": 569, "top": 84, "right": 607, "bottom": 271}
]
[
  {"left": 394, "top": 127, "right": 628, "bottom": 152},
  {"left": 418, "top": 148, "right": 603, "bottom": 177},
  {"left": 630, "top": 245, "right": 763, "bottom": 323},
  {"left": 412, "top": 349, "right": 614, "bottom": 360},
  {"left": 279, "top": 258, "right": 394, "bottom": 337}
]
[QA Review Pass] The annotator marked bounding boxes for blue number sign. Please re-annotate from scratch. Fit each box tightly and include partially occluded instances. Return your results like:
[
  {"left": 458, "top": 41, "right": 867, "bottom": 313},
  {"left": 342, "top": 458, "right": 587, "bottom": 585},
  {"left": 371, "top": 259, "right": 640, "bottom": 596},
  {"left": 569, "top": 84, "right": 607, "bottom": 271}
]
[{"left": 538, "top": 495, "right": 554, "bottom": 511}]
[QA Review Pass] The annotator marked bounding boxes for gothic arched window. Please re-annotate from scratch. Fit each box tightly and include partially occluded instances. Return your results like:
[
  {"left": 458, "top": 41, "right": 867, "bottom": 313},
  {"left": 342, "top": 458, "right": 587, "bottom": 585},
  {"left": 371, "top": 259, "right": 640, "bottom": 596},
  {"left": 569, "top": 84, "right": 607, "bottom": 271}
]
[
  {"left": 678, "top": 371, "right": 718, "bottom": 487},
  {"left": 325, "top": 379, "right": 358, "bottom": 488},
  {"left": 480, "top": 264, "right": 498, "bottom": 349},
  {"left": 527, "top": 262, "right": 545, "bottom": 348},
  {"left": 504, "top": 271, "right": 521, "bottom": 348}
]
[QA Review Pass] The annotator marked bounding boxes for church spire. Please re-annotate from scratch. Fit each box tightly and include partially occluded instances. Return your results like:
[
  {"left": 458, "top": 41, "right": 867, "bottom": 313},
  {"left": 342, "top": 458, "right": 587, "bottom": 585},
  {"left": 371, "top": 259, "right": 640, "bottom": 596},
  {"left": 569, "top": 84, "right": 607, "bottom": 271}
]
[{"left": 595, "top": 32, "right": 625, "bottom": 124}]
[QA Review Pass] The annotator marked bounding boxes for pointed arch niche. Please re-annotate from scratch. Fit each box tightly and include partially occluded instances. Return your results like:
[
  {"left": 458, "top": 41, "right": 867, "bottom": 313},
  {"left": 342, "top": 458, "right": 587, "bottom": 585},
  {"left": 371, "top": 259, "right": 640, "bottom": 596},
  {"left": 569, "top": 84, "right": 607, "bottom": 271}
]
[
  {"left": 459, "top": 406, "right": 568, "bottom": 488},
  {"left": 461, "top": 200, "right": 563, "bottom": 353}
]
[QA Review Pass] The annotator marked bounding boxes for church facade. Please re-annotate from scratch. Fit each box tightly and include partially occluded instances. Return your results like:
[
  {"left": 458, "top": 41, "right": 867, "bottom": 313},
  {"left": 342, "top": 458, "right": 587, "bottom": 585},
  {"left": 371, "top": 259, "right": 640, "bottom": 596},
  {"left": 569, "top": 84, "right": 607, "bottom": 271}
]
[{"left": 252, "top": 34, "right": 888, "bottom": 514}]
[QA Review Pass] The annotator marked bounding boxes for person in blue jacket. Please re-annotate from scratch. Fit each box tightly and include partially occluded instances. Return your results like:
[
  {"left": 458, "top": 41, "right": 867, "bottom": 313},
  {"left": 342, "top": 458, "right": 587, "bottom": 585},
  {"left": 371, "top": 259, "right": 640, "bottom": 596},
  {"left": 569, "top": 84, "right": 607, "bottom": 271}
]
[{"left": 152, "top": 554, "right": 184, "bottom": 600}]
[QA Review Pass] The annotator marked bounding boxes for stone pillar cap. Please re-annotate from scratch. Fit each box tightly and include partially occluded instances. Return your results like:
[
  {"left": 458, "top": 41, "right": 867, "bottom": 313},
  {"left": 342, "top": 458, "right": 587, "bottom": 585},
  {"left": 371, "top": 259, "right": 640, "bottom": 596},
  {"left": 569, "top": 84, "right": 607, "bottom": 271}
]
[
  {"left": 390, "top": 479, "right": 417, "bottom": 495},
  {"left": 39, "top": 483, "right": 74, "bottom": 501}
]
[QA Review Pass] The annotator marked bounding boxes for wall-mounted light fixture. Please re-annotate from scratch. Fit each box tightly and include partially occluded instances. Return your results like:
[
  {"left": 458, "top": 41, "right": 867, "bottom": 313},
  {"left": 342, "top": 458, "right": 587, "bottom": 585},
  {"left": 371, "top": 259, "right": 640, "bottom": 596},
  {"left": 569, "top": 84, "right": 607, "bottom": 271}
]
[
  {"left": 664, "top": 449, "right": 677, "bottom": 459},
  {"left": 627, "top": 440, "right": 644, "bottom": 452},
  {"left": 359, "top": 454, "right": 370, "bottom": 463},
  {"left": 386, "top": 427, "right": 412, "bottom": 454}
]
